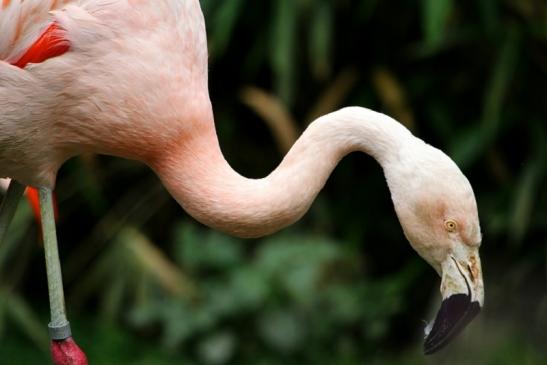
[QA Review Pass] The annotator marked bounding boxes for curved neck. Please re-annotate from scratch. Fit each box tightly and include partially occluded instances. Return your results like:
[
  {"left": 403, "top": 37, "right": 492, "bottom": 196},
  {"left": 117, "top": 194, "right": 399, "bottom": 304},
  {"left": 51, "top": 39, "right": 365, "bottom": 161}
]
[{"left": 152, "top": 106, "right": 414, "bottom": 238}]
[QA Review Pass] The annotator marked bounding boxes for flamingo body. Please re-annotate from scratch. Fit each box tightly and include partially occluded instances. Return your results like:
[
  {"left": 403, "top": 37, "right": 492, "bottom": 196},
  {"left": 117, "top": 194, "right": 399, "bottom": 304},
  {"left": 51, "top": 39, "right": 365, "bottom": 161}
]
[
  {"left": 1, "top": 0, "right": 210, "bottom": 188},
  {"left": 1, "top": 0, "right": 485, "bottom": 359}
]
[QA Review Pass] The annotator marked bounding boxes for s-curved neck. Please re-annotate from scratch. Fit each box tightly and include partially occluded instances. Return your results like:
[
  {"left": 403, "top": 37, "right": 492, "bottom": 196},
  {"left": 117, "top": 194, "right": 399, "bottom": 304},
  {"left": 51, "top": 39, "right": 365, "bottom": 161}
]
[{"left": 153, "top": 106, "right": 413, "bottom": 238}]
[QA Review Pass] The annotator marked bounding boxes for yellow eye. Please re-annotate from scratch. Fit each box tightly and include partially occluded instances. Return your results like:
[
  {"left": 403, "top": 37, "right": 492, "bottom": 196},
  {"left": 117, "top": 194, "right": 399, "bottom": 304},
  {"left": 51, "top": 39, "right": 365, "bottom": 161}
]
[{"left": 445, "top": 219, "right": 458, "bottom": 232}]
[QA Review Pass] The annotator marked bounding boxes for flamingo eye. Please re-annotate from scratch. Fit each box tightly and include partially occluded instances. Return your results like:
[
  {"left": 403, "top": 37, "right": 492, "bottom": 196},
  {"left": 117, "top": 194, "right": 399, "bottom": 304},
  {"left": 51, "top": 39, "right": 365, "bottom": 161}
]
[{"left": 444, "top": 219, "right": 458, "bottom": 232}]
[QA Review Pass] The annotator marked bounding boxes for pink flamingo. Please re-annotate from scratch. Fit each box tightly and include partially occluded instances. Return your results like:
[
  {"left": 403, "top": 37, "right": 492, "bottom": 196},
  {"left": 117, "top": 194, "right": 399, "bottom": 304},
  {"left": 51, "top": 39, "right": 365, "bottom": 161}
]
[{"left": 0, "top": 1, "right": 484, "bottom": 364}]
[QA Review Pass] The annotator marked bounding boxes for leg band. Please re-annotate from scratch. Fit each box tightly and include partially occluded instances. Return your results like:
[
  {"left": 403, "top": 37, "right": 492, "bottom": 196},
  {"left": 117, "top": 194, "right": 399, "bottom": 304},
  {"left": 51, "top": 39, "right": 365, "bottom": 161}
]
[{"left": 48, "top": 321, "right": 72, "bottom": 340}]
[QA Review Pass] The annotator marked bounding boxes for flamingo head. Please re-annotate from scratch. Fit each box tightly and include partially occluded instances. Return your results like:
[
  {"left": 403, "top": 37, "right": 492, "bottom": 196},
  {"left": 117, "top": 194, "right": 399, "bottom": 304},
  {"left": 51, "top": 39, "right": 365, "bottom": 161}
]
[{"left": 386, "top": 142, "right": 484, "bottom": 354}]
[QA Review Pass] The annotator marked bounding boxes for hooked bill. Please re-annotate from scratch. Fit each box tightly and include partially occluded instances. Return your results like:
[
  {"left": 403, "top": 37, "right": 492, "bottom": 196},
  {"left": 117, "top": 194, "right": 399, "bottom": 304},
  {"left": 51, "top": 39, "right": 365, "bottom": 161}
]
[{"left": 423, "top": 293, "right": 481, "bottom": 354}]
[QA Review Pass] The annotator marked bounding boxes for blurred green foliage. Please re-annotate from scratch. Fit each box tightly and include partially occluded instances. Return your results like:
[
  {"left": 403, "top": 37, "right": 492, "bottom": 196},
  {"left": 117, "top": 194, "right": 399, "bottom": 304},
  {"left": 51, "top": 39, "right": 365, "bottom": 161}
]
[{"left": 1, "top": 0, "right": 547, "bottom": 364}]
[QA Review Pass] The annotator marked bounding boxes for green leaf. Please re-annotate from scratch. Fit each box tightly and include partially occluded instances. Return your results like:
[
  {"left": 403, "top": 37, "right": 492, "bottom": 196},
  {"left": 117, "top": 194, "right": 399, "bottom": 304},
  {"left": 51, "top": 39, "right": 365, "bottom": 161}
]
[
  {"left": 422, "top": 0, "right": 454, "bottom": 46},
  {"left": 0, "top": 200, "right": 32, "bottom": 270},
  {"left": 5, "top": 293, "right": 49, "bottom": 352},
  {"left": 270, "top": 0, "right": 297, "bottom": 105},
  {"left": 258, "top": 309, "right": 305, "bottom": 353},
  {"left": 477, "top": 0, "right": 501, "bottom": 33},
  {"left": 197, "top": 331, "right": 236, "bottom": 365},
  {"left": 309, "top": 0, "right": 333, "bottom": 80},
  {"left": 451, "top": 29, "right": 520, "bottom": 168},
  {"left": 509, "top": 121, "right": 547, "bottom": 244},
  {"left": 175, "top": 224, "right": 242, "bottom": 271},
  {"left": 482, "top": 29, "right": 519, "bottom": 131},
  {"left": 228, "top": 267, "right": 269, "bottom": 310},
  {"left": 209, "top": 0, "right": 245, "bottom": 57},
  {"left": 450, "top": 123, "right": 487, "bottom": 167},
  {"left": 510, "top": 162, "right": 541, "bottom": 244}
]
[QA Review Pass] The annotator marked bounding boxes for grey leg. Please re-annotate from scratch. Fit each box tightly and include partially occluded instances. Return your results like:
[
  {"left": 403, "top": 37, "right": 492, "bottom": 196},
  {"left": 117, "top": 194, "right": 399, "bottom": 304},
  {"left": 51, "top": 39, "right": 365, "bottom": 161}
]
[
  {"left": 0, "top": 179, "right": 25, "bottom": 245},
  {"left": 39, "top": 187, "right": 71, "bottom": 340}
]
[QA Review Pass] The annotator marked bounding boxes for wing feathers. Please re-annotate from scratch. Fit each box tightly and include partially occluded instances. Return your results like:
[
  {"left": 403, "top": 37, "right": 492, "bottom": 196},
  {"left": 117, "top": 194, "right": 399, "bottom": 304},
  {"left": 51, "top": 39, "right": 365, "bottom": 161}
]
[
  {"left": 11, "top": 23, "right": 69, "bottom": 67},
  {"left": 0, "top": 0, "right": 71, "bottom": 63}
]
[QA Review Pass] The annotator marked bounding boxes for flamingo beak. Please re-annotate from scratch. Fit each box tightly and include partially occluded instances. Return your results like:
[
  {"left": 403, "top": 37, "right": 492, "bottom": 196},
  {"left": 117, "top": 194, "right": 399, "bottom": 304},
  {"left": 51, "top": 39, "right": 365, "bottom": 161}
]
[{"left": 423, "top": 248, "right": 484, "bottom": 354}]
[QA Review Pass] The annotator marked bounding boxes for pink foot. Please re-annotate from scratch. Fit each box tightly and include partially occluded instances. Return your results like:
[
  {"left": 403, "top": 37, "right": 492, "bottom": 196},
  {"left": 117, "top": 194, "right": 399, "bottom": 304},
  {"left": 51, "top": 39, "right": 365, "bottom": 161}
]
[{"left": 50, "top": 337, "right": 88, "bottom": 365}]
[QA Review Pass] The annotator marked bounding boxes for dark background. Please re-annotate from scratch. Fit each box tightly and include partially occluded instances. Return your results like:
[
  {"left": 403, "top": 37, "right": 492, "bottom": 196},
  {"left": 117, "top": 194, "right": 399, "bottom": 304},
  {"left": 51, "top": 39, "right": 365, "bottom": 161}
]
[{"left": 1, "top": 0, "right": 546, "bottom": 364}]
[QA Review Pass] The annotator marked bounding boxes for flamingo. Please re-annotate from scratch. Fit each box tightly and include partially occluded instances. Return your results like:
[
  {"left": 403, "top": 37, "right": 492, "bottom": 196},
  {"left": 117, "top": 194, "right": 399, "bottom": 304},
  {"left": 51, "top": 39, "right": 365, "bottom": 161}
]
[{"left": 0, "top": 0, "right": 484, "bottom": 364}]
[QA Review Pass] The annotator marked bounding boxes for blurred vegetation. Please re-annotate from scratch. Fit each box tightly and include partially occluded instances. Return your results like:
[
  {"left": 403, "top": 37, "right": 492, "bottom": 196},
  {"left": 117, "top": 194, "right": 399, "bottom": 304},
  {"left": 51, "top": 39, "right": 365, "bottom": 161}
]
[{"left": 1, "top": 0, "right": 547, "bottom": 364}]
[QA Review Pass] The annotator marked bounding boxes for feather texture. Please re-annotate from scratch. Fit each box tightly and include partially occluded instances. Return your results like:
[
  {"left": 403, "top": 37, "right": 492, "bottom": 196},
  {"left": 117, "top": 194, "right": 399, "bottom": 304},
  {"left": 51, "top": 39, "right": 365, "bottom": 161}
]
[
  {"left": 12, "top": 23, "right": 69, "bottom": 67},
  {"left": 0, "top": 0, "right": 71, "bottom": 63}
]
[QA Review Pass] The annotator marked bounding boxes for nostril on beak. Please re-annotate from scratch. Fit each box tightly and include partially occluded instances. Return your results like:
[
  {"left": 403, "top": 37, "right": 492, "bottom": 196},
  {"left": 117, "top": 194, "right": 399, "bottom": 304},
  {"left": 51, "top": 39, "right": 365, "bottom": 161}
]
[{"left": 467, "top": 264, "right": 474, "bottom": 281}]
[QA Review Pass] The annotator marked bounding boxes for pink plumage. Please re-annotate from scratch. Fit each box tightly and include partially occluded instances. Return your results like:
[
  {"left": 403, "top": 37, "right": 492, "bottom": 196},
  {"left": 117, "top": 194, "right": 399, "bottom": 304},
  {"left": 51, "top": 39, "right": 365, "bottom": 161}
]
[{"left": 8, "top": 17, "right": 67, "bottom": 232}]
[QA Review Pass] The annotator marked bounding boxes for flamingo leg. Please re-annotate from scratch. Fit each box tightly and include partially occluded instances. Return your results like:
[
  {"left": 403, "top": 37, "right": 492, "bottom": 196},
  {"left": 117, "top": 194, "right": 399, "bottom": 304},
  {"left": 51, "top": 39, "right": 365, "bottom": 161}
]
[
  {"left": 39, "top": 187, "right": 70, "bottom": 336},
  {"left": 39, "top": 188, "right": 88, "bottom": 365},
  {"left": 0, "top": 179, "right": 25, "bottom": 245}
]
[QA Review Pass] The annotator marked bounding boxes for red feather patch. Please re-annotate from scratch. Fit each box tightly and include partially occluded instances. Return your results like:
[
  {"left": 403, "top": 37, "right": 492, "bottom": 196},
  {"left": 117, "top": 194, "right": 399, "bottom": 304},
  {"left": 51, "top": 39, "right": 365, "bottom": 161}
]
[{"left": 12, "top": 23, "right": 69, "bottom": 68}]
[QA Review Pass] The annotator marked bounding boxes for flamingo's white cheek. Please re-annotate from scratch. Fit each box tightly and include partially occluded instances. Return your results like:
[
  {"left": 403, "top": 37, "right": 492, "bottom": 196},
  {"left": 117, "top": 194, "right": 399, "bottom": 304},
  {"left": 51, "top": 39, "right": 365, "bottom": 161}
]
[{"left": 397, "top": 217, "right": 449, "bottom": 272}]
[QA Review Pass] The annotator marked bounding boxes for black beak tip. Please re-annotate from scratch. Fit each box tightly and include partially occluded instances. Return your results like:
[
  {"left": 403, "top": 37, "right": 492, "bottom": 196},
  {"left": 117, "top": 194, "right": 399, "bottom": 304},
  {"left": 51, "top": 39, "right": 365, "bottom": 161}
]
[{"left": 423, "top": 294, "right": 481, "bottom": 355}]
